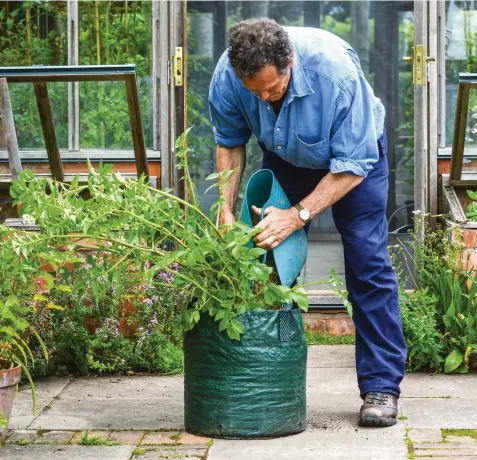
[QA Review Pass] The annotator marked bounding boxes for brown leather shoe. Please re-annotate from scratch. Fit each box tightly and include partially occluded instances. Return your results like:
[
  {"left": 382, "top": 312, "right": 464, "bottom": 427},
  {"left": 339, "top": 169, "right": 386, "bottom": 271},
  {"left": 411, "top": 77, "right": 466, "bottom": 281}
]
[{"left": 358, "top": 392, "right": 398, "bottom": 427}]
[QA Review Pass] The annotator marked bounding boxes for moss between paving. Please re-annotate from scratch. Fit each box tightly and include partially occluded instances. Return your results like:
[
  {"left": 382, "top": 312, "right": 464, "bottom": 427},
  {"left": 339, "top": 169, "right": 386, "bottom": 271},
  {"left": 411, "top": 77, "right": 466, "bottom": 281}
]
[{"left": 442, "top": 428, "right": 477, "bottom": 441}]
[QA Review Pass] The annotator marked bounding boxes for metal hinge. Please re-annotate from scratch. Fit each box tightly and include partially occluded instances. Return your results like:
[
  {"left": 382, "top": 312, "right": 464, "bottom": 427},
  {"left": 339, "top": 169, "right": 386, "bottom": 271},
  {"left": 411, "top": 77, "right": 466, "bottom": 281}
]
[
  {"left": 403, "top": 45, "right": 435, "bottom": 85},
  {"left": 172, "top": 47, "right": 183, "bottom": 87}
]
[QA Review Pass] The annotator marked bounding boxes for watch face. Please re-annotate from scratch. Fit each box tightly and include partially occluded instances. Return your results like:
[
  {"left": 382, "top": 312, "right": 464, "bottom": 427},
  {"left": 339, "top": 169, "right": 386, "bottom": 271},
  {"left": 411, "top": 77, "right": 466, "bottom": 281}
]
[{"left": 299, "top": 208, "right": 311, "bottom": 222}]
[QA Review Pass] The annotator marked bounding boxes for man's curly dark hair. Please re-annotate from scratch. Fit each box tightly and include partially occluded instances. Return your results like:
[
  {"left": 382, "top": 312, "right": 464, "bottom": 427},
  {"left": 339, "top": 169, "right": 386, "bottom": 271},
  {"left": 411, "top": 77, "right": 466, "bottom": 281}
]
[{"left": 228, "top": 18, "right": 293, "bottom": 80}]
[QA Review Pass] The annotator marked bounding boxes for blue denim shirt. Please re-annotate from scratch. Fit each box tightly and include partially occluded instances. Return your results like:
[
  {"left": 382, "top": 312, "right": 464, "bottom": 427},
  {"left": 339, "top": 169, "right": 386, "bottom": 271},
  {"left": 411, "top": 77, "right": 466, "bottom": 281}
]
[{"left": 209, "top": 27, "right": 385, "bottom": 177}]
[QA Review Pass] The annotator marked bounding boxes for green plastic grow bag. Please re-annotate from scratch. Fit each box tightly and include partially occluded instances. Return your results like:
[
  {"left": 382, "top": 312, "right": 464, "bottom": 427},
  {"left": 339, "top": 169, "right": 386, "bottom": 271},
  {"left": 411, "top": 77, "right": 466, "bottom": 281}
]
[{"left": 184, "top": 308, "right": 307, "bottom": 439}]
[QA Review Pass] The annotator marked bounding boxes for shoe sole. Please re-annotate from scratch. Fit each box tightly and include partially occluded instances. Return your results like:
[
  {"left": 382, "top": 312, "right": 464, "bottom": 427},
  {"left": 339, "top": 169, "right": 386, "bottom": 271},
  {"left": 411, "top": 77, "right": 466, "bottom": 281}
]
[{"left": 358, "top": 416, "right": 397, "bottom": 428}]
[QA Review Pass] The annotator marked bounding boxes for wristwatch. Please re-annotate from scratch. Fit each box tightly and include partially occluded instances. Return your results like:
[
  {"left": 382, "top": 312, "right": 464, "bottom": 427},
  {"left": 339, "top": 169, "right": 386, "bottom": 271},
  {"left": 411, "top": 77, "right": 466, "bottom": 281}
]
[{"left": 294, "top": 203, "right": 311, "bottom": 224}]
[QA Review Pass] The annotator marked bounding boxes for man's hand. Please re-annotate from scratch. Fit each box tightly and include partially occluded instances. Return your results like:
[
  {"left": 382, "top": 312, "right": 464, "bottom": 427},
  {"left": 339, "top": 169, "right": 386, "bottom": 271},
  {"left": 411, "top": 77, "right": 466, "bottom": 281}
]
[{"left": 252, "top": 205, "right": 303, "bottom": 250}]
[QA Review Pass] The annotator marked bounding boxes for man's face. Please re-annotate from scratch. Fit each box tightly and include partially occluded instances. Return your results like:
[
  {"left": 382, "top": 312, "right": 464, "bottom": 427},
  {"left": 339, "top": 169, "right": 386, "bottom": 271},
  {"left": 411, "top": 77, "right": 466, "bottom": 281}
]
[{"left": 242, "top": 63, "right": 293, "bottom": 102}]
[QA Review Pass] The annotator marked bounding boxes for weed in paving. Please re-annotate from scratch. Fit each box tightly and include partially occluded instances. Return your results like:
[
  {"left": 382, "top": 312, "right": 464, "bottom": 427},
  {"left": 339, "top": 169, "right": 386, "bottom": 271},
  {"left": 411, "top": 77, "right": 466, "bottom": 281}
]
[
  {"left": 79, "top": 430, "right": 120, "bottom": 446},
  {"left": 442, "top": 428, "right": 477, "bottom": 441}
]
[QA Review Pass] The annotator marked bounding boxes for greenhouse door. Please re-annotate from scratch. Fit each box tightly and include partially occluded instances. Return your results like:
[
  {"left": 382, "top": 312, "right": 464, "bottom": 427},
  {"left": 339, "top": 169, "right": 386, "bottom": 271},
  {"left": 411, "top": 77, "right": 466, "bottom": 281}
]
[
  {"left": 301, "top": 2, "right": 420, "bottom": 303},
  {"left": 157, "top": 0, "right": 187, "bottom": 198},
  {"left": 410, "top": 1, "right": 436, "bottom": 220}
]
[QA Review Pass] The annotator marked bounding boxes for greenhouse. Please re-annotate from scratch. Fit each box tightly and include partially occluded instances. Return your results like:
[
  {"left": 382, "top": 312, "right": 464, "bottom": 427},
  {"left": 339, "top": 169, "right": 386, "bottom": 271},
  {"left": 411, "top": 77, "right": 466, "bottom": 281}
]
[{"left": 1, "top": 1, "right": 477, "bottom": 459}]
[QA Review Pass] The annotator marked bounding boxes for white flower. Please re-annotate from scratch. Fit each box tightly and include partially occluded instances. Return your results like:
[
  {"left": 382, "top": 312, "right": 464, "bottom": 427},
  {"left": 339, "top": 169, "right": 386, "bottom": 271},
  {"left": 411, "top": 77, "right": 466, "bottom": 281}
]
[{"left": 22, "top": 214, "right": 36, "bottom": 224}]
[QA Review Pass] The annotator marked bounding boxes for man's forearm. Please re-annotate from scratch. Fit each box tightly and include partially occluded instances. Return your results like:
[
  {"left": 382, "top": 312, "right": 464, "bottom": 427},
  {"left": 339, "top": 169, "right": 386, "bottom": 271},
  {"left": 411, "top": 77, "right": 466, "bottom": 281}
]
[
  {"left": 299, "top": 172, "right": 364, "bottom": 220},
  {"left": 216, "top": 144, "right": 246, "bottom": 215}
]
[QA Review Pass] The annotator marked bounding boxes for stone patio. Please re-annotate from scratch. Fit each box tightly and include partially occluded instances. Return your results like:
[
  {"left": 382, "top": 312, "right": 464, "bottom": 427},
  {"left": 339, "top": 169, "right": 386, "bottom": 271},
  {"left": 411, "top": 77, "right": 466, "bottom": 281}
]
[{"left": 1, "top": 345, "right": 476, "bottom": 460}]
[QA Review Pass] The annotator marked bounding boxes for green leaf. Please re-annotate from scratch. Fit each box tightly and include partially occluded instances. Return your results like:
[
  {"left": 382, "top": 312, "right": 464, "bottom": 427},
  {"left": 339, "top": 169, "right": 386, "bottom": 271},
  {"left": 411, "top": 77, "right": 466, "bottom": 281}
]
[
  {"left": 291, "top": 291, "right": 309, "bottom": 310},
  {"left": 231, "top": 319, "right": 244, "bottom": 335},
  {"left": 205, "top": 173, "right": 220, "bottom": 181},
  {"left": 467, "top": 190, "right": 477, "bottom": 201},
  {"left": 218, "top": 318, "right": 228, "bottom": 332},
  {"left": 42, "top": 272, "right": 55, "bottom": 291},
  {"left": 248, "top": 247, "right": 266, "bottom": 259},
  {"left": 46, "top": 302, "right": 65, "bottom": 311},
  {"left": 214, "top": 310, "right": 226, "bottom": 321},
  {"left": 444, "top": 349, "right": 464, "bottom": 373}
]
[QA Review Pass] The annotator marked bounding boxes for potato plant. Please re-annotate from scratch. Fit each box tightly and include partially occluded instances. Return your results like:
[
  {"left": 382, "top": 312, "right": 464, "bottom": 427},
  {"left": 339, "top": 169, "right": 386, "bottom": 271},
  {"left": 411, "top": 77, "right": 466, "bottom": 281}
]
[{"left": 9, "top": 131, "right": 316, "bottom": 341}]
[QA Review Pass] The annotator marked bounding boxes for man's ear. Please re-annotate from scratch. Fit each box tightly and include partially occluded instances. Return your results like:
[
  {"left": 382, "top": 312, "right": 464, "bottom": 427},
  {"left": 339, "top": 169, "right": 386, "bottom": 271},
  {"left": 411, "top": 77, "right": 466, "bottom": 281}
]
[{"left": 288, "top": 56, "right": 295, "bottom": 69}]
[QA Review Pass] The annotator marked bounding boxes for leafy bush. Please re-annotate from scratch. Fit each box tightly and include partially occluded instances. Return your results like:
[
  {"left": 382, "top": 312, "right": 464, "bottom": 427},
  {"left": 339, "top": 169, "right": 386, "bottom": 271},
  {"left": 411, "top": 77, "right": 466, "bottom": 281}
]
[
  {"left": 399, "top": 288, "right": 443, "bottom": 372},
  {"left": 393, "top": 215, "right": 477, "bottom": 373}
]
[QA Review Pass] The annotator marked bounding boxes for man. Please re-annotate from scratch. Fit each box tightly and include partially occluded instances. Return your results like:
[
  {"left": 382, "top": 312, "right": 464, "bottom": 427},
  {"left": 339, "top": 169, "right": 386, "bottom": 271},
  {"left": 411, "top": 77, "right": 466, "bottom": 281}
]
[{"left": 209, "top": 18, "right": 407, "bottom": 427}]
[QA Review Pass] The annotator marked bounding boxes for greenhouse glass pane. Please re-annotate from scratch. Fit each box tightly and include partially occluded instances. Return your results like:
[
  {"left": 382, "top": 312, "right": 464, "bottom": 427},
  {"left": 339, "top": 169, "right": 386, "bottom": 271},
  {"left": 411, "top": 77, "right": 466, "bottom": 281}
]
[
  {"left": 445, "top": 1, "right": 477, "bottom": 147},
  {"left": 78, "top": 1, "right": 153, "bottom": 150},
  {"left": 0, "top": 1, "right": 68, "bottom": 152}
]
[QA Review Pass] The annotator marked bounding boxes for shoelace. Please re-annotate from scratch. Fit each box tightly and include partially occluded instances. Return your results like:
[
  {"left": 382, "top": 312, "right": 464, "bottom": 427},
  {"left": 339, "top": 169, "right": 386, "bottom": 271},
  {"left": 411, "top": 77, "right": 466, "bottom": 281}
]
[{"left": 364, "top": 392, "right": 393, "bottom": 406}]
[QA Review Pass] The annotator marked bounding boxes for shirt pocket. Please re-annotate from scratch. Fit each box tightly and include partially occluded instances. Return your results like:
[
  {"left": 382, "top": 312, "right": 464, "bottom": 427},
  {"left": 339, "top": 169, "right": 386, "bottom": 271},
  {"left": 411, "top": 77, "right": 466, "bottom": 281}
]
[{"left": 294, "top": 133, "right": 330, "bottom": 169}]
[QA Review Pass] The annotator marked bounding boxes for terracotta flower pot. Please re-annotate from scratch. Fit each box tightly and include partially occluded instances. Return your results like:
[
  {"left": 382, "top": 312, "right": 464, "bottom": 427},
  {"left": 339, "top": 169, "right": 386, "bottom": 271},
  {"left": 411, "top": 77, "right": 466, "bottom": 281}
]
[
  {"left": 0, "top": 363, "right": 21, "bottom": 445},
  {"left": 118, "top": 296, "right": 141, "bottom": 338},
  {"left": 84, "top": 316, "right": 100, "bottom": 335}
]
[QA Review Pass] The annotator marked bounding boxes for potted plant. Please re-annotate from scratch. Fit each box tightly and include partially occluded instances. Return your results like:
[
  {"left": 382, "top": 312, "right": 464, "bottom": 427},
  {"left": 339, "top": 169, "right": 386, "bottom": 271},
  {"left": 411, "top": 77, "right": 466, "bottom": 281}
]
[{"left": 8, "top": 131, "right": 343, "bottom": 439}]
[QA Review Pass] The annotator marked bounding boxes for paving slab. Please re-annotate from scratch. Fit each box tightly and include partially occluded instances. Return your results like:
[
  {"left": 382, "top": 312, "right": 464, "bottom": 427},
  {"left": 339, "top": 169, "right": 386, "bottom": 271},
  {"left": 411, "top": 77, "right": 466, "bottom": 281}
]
[
  {"left": 136, "top": 446, "right": 206, "bottom": 458},
  {"left": 141, "top": 431, "right": 180, "bottom": 445},
  {"left": 9, "top": 377, "right": 71, "bottom": 430},
  {"left": 5, "top": 430, "right": 39, "bottom": 444},
  {"left": 57, "top": 376, "right": 183, "bottom": 400},
  {"left": 108, "top": 430, "right": 145, "bottom": 445},
  {"left": 307, "top": 345, "right": 355, "bottom": 368},
  {"left": 208, "top": 428, "right": 407, "bottom": 460},
  {"left": 0, "top": 444, "right": 134, "bottom": 460},
  {"left": 34, "top": 431, "right": 75, "bottom": 444},
  {"left": 414, "top": 448, "right": 477, "bottom": 456},
  {"left": 401, "top": 373, "right": 477, "bottom": 399},
  {"left": 408, "top": 428, "right": 445, "bottom": 443},
  {"left": 400, "top": 398, "right": 477, "bottom": 429},
  {"left": 29, "top": 396, "right": 184, "bottom": 430},
  {"left": 307, "top": 367, "right": 358, "bottom": 395}
]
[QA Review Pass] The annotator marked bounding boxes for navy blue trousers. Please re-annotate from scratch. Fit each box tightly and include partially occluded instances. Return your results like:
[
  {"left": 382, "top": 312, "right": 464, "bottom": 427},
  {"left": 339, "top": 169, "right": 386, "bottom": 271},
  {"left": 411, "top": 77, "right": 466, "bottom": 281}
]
[{"left": 262, "top": 134, "right": 407, "bottom": 398}]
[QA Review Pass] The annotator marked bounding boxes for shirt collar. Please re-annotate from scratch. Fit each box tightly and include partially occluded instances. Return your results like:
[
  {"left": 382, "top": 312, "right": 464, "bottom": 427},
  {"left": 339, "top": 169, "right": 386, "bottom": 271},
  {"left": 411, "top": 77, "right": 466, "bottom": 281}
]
[{"left": 290, "top": 47, "right": 314, "bottom": 98}]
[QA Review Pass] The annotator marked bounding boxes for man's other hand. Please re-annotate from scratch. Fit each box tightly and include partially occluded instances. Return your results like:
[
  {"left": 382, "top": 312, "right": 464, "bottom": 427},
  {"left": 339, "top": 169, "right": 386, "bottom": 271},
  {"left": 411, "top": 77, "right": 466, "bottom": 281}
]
[{"left": 251, "top": 205, "right": 303, "bottom": 250}]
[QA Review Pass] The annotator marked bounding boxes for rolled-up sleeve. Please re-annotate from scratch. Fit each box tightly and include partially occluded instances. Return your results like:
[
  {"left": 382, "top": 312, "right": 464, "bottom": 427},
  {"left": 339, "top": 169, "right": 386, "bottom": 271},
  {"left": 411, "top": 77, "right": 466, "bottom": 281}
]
[
  {"left": 329, "top": 73, "right": 380, "bottom": 178},
  {"left": 209, "top": 73, "right": 252, "bottom": 148}
]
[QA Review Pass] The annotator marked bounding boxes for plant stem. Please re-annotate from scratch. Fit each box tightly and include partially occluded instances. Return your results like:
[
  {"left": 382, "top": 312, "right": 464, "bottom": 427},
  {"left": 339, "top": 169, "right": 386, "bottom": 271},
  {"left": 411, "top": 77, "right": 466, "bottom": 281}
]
[
  {"left": 179, "top": 136, "right": 198, "bottom": 209},
  {"left": 297, "top": 280, "right": 337, "bottom": 289},
  {"left": 120, "top": 208, "right": 188, "bottom": 249},
  {"left": 148, "top": 186, "right": 224, "bottom": 241},
  {"left": 103, "top": 253, "right": 130, "bottom": 276},
  {"left": 164, "top": 267, "right": 221, "bottom": 303}
]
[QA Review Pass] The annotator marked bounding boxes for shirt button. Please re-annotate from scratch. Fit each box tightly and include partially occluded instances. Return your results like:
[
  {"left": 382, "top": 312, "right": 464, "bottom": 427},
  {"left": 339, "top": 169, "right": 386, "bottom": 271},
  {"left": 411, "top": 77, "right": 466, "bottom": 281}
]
[
  {"left": 276, "top": 128, "right": 280, "bottom": 132},
  {"left": 267, "top": 106, "right": 271, "bottom": 110},
  {"left": 277, "top": 146, "right": 282, "bottom": 150}
]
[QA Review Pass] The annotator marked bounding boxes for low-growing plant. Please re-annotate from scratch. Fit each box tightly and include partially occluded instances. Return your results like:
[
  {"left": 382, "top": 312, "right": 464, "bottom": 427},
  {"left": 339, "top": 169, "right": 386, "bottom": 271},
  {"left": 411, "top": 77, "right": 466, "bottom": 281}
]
[
  {"left": 398, "top": 287, "right": 443, "bottom": 372},
  {"left": 392, "top": 214, "right": 477, "bottom": 373}
]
